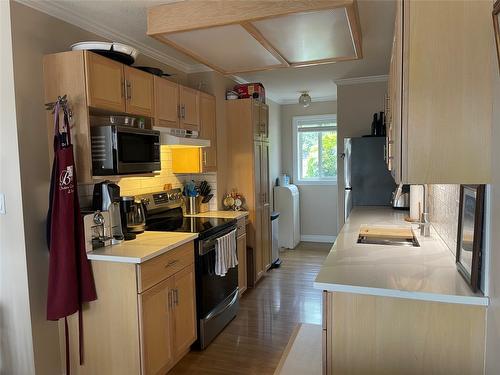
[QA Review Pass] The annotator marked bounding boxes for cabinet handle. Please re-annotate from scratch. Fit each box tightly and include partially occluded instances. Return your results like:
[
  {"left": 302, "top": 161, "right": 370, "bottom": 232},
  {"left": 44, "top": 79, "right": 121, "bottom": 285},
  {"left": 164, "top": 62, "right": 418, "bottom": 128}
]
[
  {"left": 174, "top": 289, "right": 179, "bottom": 305},
  {"left": 168, "top": 289, "right": 173, "bottom": 309},
  {"left": 121, "top": 80, "right": 125, "bottom": 99},
  {"left": 165, "top": 259, "right": 179, "bottom": 268},
  {"left": 203, "top": 151, "right": 207, "bottom": 166},
  {"left": 177, "top": 104, "right": 181, "bottom": 119},
  {"left": 181, "top": 105, "right": 186, "bottom": 119},
  {"left": 125, "top": 80, "right": 131, "bottom": 100}
]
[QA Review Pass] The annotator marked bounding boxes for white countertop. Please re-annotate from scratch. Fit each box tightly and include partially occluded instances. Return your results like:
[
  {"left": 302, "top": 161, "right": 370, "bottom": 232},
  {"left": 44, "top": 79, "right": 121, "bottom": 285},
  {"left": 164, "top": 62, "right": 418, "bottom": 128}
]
[
  {"left": 87, "top": 231, "right": 198, "bottom": 264},
  {"left": 314, "top": 207, "right": 488, "bottom": 306},
  {"left": 184, "top": 210, "right": 249, "bottom": 219}
]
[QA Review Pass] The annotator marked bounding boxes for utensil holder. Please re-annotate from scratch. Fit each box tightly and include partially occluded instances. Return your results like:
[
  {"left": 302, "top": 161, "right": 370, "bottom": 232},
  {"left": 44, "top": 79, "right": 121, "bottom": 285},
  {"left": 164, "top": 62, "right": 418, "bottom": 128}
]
[{"left": 185, "top": 196, "right": 198, "bottom": 215}]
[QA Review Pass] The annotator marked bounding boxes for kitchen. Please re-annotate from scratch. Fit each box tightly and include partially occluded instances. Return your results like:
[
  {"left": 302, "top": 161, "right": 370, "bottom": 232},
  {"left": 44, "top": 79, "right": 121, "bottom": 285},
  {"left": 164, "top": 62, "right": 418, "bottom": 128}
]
[{"left": 1, "top": 1, "right": 500, "bottom": 375}]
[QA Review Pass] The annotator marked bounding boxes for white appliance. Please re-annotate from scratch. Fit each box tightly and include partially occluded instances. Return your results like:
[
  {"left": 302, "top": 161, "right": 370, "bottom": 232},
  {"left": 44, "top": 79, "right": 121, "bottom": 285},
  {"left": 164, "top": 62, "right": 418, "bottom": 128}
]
[{"left": 274, "top": 184, "right": 300, "bottom": 249}]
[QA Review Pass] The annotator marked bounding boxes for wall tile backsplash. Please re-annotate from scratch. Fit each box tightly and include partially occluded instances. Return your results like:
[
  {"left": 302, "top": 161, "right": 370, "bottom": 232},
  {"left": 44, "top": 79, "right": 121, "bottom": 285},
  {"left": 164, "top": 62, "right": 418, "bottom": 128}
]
[
  {"left": 78, "top": 146, "right": 218, "bottom": 211},
  {"left": 427, "top": 184, "right": 460, "bottom": 255}
]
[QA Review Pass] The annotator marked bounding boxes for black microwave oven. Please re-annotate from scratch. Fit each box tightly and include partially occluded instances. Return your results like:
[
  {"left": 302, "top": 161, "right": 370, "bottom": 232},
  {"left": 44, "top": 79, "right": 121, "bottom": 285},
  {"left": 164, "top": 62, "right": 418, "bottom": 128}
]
[{"left": 90, "top": 125, "right": 161, "bottom": 176}]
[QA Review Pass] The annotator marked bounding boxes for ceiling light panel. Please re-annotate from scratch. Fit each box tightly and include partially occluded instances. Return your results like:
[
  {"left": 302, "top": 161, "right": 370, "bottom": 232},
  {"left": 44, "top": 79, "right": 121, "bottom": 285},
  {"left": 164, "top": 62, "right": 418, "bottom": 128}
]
[
  {"left": 162, "top": 24, "right": 283, "bottom": 73},
  {"left": 252, "top": 8, "right": 356, "bottom": 64}
]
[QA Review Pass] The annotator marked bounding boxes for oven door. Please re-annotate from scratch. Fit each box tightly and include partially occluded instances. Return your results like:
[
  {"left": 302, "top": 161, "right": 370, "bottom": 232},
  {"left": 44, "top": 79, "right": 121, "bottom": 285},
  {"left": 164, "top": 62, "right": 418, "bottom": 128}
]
[
  {"left": 115, "top": 126, "right": 161, "bottom": 174},
  {"left": 197, "top": 227, "right": 239, "bottom": 318}
]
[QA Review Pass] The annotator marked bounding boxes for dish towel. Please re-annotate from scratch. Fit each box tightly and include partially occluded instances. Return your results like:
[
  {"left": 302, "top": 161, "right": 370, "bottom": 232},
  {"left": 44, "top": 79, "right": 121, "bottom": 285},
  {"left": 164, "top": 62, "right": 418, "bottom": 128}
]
[{"left": 215, "top": 229, "right": 238, "bottom": 276}]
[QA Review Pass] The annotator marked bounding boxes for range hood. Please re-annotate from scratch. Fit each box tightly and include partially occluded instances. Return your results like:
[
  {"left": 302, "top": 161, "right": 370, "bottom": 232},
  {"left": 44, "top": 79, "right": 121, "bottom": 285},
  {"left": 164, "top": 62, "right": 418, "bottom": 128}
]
[{"left": 154, "top": 127, "right": 210, "bottom": 148}]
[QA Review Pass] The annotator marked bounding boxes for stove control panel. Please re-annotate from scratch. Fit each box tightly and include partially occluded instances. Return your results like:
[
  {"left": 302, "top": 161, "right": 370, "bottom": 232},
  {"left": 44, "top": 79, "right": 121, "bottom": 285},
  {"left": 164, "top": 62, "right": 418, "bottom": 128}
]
[{"left": 136, "top": 188, "right": 183, "bottom": 210}]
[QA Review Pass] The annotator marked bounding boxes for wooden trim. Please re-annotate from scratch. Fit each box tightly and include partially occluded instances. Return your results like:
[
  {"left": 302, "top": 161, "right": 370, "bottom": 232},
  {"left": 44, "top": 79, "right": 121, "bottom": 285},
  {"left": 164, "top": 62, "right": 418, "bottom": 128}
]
[
  {"left": 148, "top": 0, "right": 362, "bottom": 74},
  {"left": 345, "top": 0, "right": 363, "bottom": 58},
  {"left": 151, "top": 34, "right": 227, "bottom": 74},
  {"left": 241, "top": 22, "right": 290, "bottom": 67},
  {"left": 147, "top": 0, "right": 353, "bottom": 35}
]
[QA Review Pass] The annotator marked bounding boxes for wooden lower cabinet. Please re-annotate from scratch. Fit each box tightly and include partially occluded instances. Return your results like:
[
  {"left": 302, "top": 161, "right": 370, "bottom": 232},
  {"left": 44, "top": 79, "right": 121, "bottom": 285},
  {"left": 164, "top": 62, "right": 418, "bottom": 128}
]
[
  {"left": 139, "top": 278, "right": 175, "bottom": 375},
  {"left": 63, "top": 242, "right": 196, "bottom": 375},
  {"left": 322, "top": 291, "right": 487, "bottom": 375}
]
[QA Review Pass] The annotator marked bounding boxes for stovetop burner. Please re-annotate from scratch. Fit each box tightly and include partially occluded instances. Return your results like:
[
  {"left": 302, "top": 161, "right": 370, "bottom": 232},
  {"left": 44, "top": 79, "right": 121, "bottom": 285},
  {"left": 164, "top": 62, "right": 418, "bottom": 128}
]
[{"left": 138, "top": 189, "right": 236, "bottom": 239}]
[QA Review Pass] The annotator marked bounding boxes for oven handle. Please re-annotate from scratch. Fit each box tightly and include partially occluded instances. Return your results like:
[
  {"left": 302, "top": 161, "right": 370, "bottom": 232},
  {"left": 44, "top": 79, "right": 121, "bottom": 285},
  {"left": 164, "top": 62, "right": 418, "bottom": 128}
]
[
  {"left": 202, "top": 289, "right": 239, "bottom": 322},
  {"left": 198, "top": 226, "right": 237, "bottom": 256}
]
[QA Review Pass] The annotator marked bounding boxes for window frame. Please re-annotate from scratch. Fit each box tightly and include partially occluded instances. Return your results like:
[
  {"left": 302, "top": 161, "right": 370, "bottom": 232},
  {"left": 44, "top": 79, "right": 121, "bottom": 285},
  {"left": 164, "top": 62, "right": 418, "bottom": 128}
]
[{"left": 292, "top": 114, "right": 338, "bottom": 186}]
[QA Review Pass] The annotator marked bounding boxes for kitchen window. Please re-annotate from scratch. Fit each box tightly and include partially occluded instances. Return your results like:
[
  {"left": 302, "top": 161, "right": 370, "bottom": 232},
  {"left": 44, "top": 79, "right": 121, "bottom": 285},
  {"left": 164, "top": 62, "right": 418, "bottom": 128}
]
[{"left": 292, "top": 114, "right": 337, "bottom": 185}]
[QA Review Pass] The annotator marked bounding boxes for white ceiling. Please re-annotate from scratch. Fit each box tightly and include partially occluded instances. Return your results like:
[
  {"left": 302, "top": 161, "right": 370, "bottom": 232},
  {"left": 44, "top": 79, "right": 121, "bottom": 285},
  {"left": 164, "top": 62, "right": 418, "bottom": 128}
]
[{"left": 18, "top": 0, "right": 396, "bottom": 104}]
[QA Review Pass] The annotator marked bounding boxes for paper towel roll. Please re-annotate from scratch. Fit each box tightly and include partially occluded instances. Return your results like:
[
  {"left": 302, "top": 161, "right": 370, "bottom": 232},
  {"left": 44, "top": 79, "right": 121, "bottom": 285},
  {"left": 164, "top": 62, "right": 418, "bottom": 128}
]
[{"left": 410, "top": 185, "right": 424, "bottom": 221}]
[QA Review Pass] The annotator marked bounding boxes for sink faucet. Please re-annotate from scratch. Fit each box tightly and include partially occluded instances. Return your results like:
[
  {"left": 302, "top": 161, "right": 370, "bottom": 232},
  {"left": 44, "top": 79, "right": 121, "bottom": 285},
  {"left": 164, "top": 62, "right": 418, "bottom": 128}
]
[{"left": 418, "top": 184, "right": 431, "bottom": 237}]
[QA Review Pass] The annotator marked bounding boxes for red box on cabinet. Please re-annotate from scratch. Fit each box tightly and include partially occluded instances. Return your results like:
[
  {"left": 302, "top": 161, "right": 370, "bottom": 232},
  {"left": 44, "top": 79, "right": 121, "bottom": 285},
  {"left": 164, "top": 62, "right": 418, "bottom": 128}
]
[{"left": 234, "top": 83, "right": 266, "bottom": 103}]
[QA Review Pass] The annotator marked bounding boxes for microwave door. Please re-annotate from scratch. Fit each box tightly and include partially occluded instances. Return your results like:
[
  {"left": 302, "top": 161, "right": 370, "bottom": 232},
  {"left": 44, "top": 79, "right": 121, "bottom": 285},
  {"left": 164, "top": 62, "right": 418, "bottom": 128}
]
[{"left": 116, "top": 129, "right": 160, "bottom": 174}]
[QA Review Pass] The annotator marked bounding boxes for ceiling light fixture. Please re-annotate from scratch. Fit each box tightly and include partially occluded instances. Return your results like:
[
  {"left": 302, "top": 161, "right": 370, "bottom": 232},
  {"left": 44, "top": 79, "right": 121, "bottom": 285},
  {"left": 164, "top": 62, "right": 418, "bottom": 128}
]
[{"left": 299, "top": 91, "right": 312, "bottom": 108}]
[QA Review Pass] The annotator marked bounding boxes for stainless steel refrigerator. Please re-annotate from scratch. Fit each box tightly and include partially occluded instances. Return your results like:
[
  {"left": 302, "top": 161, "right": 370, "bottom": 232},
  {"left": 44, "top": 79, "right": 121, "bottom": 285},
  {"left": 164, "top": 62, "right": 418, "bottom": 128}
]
[{"left": 344, "top": 137, "right": 396, "bottom": 221}]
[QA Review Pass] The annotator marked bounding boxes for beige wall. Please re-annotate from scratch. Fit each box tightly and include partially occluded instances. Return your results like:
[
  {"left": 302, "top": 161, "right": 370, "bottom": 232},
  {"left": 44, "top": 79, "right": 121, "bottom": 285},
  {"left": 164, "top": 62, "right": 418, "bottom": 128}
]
[
  {"left": 336, "top": 81, "right": 388, "bottom": 230},
  {"left": 0, "top": 2, "right": 36, "bottom": 374},
  {"left": 7, "top": 2, "right": 196, "bottom": 373},
  {"left": 485, "top": 37, "right": 500, "bottom": 374},
  {"left": 280, "top": 101, "right": 338, "bottom": 240},
  {"left": 267, "top": 99, "right": 282, "bottom": 209}
]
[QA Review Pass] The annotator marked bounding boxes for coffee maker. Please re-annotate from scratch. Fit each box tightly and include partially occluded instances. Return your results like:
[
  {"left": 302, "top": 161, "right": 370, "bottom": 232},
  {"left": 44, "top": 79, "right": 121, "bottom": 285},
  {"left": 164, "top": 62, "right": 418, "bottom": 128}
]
[
  {"left": 92, "top": 181, "right": 124, "bottom": 244},
  {"left": 120, "top": 196, "right": 146, "bottom": 241}
]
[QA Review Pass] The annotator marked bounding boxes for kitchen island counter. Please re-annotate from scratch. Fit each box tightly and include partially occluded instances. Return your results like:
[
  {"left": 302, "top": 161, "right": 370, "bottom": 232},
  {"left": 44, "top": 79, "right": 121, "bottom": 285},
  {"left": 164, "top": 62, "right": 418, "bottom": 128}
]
[
  {"left": 87, "top": 231, "right": 198, "bottom": 264},
  {"left": 314, "top": 206, "right": 488, "bottom": 306}
]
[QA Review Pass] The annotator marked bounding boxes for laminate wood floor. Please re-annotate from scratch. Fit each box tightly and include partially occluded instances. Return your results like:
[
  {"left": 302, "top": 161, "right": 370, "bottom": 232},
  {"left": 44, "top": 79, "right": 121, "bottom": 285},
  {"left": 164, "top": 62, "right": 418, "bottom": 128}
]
[{"left": 170, "top": 242, "right": 331, "bottom": 375}]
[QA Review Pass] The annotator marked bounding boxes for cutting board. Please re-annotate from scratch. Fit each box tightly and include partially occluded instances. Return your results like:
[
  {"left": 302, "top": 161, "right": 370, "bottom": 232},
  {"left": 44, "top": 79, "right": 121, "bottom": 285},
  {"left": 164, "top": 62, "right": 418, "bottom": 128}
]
[{"left": 359, "top": 226, "right": 414, "bottom": 239}]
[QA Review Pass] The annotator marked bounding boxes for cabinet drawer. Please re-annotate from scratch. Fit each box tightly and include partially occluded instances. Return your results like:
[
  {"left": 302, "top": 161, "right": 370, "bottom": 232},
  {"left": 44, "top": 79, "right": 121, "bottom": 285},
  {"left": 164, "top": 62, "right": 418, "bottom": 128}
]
[
  {"left": 137, "top": 241, "right": 194, "bottom": 293},
  {"left": 236, "top": 217, "right": 247, "bottom": 237}
]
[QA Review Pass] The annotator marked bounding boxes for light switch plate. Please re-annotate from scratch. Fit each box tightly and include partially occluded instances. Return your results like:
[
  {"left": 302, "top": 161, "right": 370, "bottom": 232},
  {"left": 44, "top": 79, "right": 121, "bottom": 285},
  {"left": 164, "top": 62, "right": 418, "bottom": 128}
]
[{"left": 0, "top": 193, "right": 5, "bottom": 215}]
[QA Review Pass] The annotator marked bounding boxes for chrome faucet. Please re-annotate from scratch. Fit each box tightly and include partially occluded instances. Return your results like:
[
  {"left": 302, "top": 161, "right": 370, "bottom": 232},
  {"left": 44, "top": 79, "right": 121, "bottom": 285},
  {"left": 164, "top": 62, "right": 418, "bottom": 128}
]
[{"left": 418, "top": 184, "right": 431, "bottom": 237}]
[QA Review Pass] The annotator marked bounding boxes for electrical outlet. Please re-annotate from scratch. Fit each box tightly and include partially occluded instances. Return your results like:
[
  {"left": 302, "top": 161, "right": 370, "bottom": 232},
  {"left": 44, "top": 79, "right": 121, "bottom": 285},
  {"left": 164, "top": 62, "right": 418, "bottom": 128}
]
[{"left": 0, "top": 193, "right": 5, "bottom": 215}]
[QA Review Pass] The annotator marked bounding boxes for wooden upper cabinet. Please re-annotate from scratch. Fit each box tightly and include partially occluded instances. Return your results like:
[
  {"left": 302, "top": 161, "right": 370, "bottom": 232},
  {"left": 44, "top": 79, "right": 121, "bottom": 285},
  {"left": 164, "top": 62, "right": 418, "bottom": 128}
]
[
  {"left": 124, "top": 66, "right": 154, "bottom": 117},
  {"left": 172, "top": 264, "right": 197, "bottom": 357},
  {"left": 85, "top": 52, "right": 125, "bottom": 112},
  {"left": 389, "top": 0, "right": 492, "bottom": 184},
  {"left": 139, "top": 278, "right": 175, "bottom": 375},
  {"left": 154, "top": 76, "right": 179, "bottom": 128},
  {"left": 179, "top": 85, "right": 200, "bottom": 131},
  {"left": 200, "top": 93, "right": 217, "bottom": 172}
]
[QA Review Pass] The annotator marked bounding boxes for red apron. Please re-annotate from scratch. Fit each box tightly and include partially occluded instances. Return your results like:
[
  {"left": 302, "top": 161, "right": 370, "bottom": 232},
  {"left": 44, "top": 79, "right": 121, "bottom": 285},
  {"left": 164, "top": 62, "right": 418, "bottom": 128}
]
[{"left": 47, "top": 102, "right": 97, "bottom": 373}]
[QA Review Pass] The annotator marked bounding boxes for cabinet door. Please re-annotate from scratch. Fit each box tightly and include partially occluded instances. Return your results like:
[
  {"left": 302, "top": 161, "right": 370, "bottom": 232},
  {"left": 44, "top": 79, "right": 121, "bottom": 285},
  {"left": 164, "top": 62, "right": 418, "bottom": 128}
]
[
  {"left": 85, "top": 52, "right": 125, "bottom": 112},
  {"left": 253, "top": 141, "right": 264, "bottom": 280},
  {"left": 124, "top": 66, "right": 154, "bottom": 117},
  {"left": 259, "top": 104, "right": 269, "bottom": 140},
  {"left": 237, "top": 233, "right": 247, "bottom": 295},
  {"left": 172, "top": 264, "right": 197, "bottom": 356},
  {"left": 179, "top": 86, "right": 200, "bottom": 131},
  {"left": 139, "top": 278, "right": 175, "bottom": 375},
  {"left": 200, "top": 93, "right": 217, "bottom": 172},
  {"left": 154, "top": 76, "right": 179, "bottom": 128}
]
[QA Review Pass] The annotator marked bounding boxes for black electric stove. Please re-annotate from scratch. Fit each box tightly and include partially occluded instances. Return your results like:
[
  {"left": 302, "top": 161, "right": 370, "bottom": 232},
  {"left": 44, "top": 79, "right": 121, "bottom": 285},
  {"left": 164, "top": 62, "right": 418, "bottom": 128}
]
[{"left": 146, "top": 207, "right": 236, "bottom": 239}]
